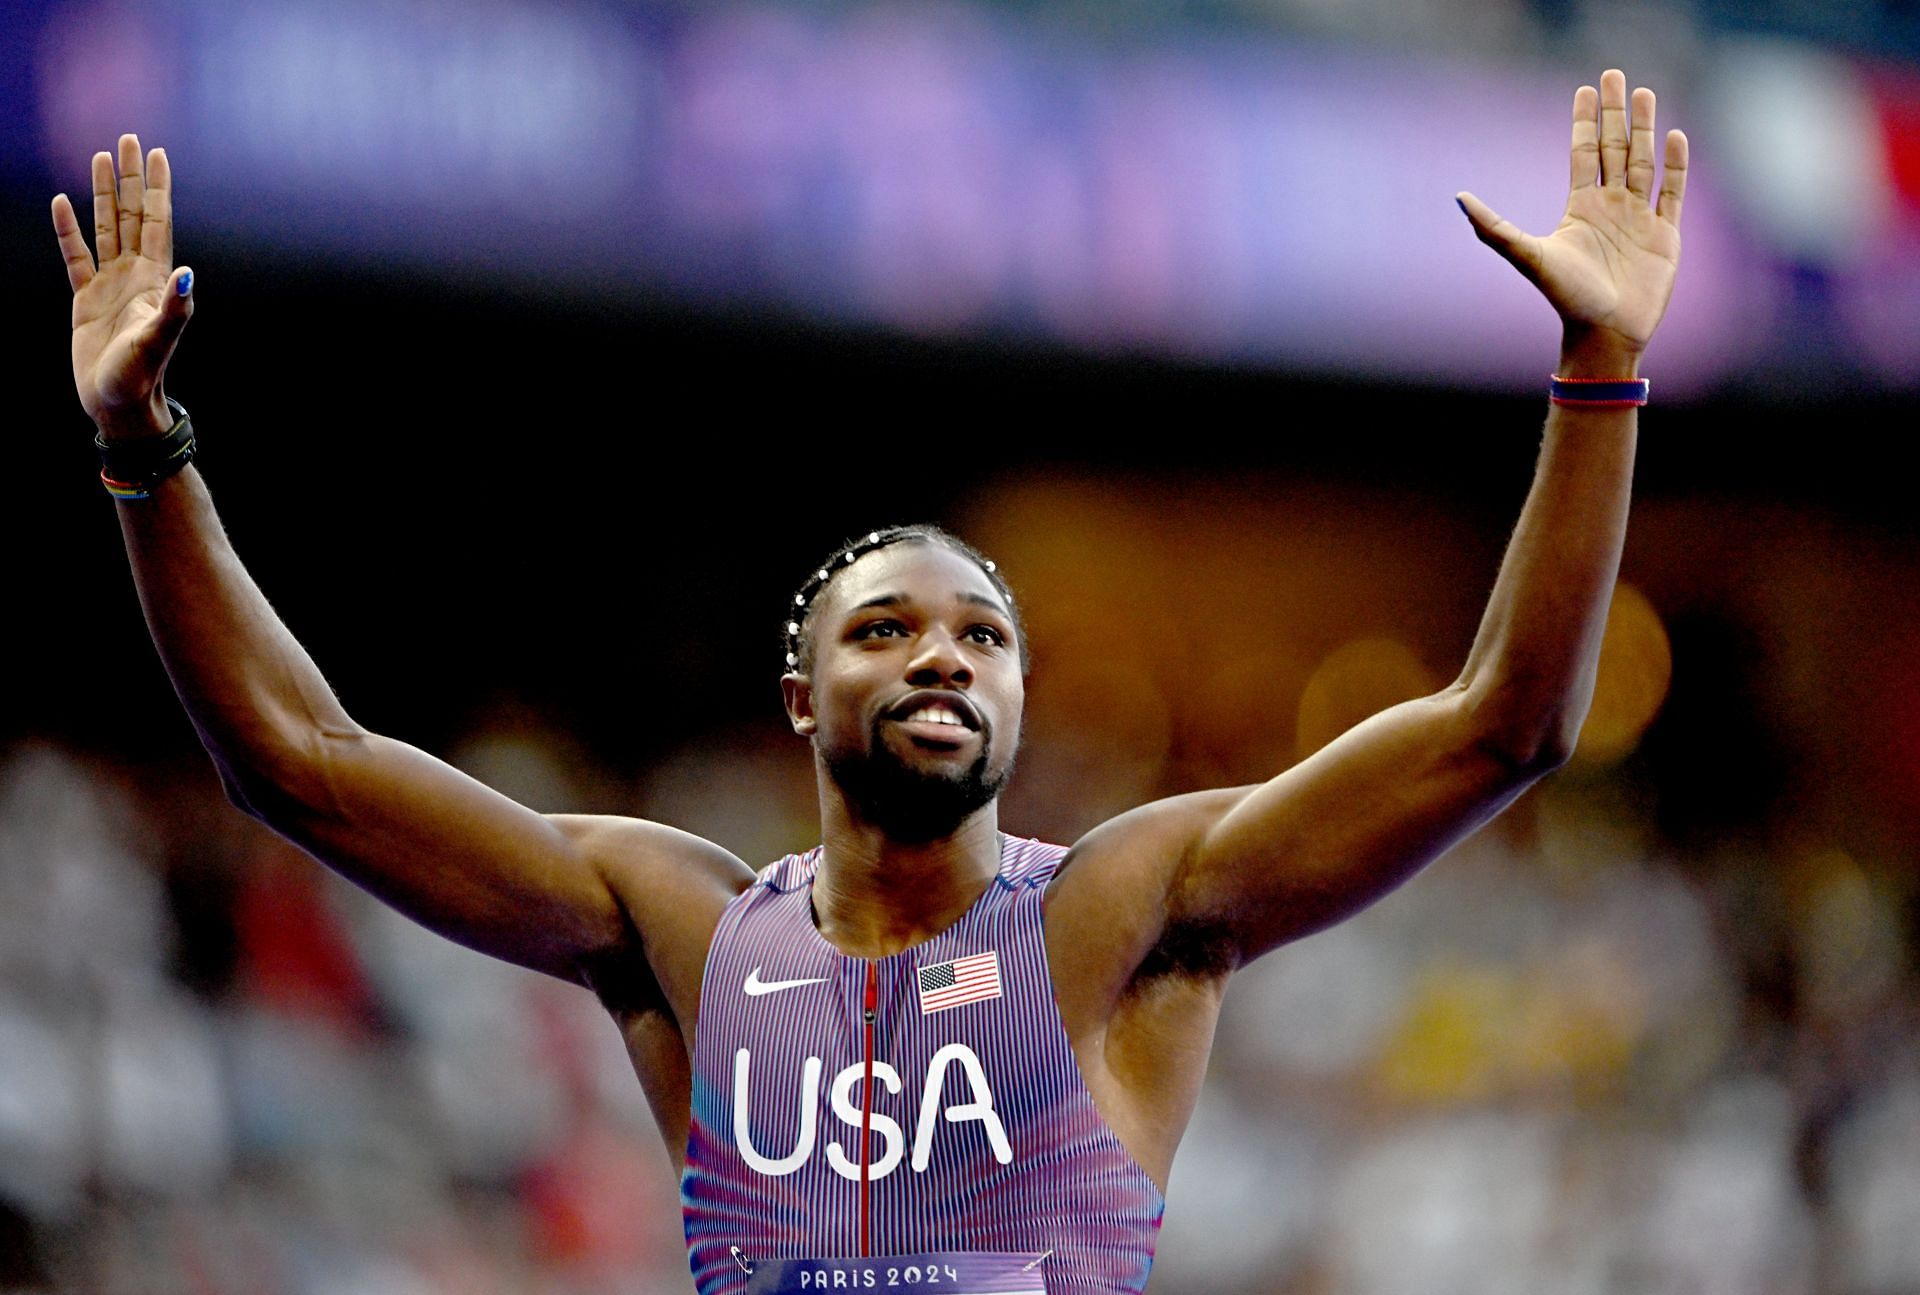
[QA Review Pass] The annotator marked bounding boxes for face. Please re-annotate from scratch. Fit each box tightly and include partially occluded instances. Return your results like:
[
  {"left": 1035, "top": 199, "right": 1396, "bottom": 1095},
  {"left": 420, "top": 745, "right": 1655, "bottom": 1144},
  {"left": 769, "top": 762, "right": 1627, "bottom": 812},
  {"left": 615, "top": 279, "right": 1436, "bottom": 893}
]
[{"left": 783, "top": 542, "right": 1025, "bottom": 841}]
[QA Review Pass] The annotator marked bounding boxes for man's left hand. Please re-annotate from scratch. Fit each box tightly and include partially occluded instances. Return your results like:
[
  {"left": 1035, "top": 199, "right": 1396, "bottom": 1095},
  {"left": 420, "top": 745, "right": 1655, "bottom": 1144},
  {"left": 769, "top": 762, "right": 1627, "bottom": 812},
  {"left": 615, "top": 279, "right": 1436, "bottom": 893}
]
[{"left": 1457, "top": 68, "right": 1688, "bottom": 366}]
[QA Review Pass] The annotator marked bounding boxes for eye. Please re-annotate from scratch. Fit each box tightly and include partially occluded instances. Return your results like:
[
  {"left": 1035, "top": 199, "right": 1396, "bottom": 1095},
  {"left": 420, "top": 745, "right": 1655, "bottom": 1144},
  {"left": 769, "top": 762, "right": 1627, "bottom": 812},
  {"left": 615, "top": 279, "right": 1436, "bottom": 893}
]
[
  {"left": 966, "top": 624, "right": 1007, "bottom": 647},
  {"left": 851, "top": 619, "right": 907, "bottom": 641}
]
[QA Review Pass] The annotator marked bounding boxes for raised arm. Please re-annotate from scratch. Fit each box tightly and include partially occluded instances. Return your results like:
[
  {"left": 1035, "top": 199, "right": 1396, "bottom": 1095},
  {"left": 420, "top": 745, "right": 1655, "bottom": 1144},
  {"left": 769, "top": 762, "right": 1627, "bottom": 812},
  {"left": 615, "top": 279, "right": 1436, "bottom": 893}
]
[
  {"left": 55, "top": 136, "right": 747, "bottom": 1001},
  {"left": 1052, "top": 70, "right": 1687, "bottom": 982}
]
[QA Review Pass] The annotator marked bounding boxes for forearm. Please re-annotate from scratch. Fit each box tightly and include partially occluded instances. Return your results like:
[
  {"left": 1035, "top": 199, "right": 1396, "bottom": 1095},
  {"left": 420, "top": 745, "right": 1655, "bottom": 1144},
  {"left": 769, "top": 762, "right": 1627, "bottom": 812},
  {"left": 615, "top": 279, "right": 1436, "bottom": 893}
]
[
  {"left": 1455, "top": 329, "right": 1641, "bottom": 767},
  {"left": 116, "top": 464, "right": 359, "bottom": 815}
]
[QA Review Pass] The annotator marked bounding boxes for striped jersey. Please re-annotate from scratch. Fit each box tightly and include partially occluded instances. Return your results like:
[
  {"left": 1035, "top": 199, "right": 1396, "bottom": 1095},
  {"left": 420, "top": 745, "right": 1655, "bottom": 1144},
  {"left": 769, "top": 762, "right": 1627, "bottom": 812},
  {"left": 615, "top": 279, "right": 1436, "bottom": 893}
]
[{"left": 681, "top": 836, "right": 1165, "bottom": 1293}]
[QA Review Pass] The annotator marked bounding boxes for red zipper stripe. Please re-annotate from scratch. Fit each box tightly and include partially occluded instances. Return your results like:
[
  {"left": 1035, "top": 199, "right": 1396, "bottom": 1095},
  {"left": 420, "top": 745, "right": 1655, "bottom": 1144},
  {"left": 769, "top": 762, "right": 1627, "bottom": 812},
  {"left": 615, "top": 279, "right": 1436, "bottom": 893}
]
[{"left": 860, "top": 959, "right": 878, "bottom": 1256}]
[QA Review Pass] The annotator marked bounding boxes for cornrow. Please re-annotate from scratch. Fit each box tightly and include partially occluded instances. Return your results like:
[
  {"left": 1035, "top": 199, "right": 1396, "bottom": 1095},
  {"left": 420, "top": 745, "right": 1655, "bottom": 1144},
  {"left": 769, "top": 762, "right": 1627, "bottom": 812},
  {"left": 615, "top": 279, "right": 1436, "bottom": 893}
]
[{"left": 782, "top": 526, "right": 1027, "bottom": 674}]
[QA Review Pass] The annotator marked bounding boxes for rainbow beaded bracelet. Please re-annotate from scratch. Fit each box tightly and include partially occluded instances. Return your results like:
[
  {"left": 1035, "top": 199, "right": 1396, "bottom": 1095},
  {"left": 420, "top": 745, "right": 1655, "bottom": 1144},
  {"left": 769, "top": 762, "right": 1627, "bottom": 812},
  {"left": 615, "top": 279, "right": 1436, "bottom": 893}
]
[{"left": 96, "top": 397, "right": 196, "bottom": 500}]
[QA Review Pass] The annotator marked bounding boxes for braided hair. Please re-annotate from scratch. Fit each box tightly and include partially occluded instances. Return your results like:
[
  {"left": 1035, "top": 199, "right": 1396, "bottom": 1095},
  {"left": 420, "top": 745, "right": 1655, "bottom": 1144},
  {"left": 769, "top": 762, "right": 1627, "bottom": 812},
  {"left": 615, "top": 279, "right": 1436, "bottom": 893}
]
[{"left": 782, "top": 526, "right": 1027, "bottom": 675}]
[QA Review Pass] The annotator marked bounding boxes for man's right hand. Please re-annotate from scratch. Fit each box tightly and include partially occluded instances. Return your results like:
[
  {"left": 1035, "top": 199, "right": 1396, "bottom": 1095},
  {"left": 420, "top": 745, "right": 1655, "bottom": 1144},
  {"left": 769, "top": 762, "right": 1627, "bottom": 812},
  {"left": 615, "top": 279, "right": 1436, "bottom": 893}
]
[{"left": 54, "top": 132, "right": 194, "bottom": 441}]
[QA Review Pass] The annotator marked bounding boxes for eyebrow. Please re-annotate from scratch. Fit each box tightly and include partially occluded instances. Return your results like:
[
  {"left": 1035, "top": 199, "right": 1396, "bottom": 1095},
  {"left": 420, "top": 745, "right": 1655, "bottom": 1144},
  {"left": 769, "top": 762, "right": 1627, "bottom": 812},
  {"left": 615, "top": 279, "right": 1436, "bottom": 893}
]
[{"left": 848, "top": 591, "right": 1012, "bottom": 617}]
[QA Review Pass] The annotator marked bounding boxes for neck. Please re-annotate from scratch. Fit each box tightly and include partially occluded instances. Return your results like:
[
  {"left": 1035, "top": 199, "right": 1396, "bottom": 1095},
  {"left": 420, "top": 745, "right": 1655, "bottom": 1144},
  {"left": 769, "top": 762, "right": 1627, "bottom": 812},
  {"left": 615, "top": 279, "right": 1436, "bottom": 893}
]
[{"left": 813, "top": 791, "right": 1004, "bottom": 959}]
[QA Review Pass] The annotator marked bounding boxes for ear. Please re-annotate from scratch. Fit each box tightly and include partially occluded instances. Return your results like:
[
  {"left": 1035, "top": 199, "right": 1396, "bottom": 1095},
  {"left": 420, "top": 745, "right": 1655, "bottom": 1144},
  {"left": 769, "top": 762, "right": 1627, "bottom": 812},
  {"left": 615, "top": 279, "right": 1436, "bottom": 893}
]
[{"left": 781, "top": 672, "right": 817, "bottom": 737}]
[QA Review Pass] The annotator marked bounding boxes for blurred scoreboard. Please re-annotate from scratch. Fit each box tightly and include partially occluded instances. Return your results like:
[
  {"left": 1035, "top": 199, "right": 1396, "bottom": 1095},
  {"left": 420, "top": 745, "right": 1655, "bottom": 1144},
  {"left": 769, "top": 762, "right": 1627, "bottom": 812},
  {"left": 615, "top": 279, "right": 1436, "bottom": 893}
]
[{"left": 15, "top": 0, "right": 1920, "bottom": 391}]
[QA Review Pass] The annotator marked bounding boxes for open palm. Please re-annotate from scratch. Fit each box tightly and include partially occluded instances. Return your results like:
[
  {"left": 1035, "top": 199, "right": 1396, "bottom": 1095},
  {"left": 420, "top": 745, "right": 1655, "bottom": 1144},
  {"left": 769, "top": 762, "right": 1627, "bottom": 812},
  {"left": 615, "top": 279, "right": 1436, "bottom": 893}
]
[
  {"left": 1458, "top": 70, "right": 1688, "bottom": 354},
  {"left": 53, "top": 133, "right": 192, "bottom": 434}
]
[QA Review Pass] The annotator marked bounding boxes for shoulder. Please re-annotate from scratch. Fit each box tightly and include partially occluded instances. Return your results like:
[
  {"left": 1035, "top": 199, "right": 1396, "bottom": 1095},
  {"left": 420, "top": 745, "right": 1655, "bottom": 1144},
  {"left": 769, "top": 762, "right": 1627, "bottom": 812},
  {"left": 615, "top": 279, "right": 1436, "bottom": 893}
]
[
  {"left": 546, "top": 814, "right": 754, "bottom": 1020},
  {"left": 549, "top": 813, "right": 756, "bottom": 898},
  {"left": 1045, "top": 787, "right": 1251, "bottom": 914},
  {"left": 1042, "top": 788, "right": 1252, "bottom": 1005}
]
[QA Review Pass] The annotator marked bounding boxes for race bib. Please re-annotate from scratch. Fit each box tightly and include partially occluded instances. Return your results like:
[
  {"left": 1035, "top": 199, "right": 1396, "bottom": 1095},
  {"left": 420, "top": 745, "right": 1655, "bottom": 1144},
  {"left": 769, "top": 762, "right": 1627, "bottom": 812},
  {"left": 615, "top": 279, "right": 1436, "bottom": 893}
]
[{"left": 741, "top": 1251, "right": 1047, "bottom": 1294}]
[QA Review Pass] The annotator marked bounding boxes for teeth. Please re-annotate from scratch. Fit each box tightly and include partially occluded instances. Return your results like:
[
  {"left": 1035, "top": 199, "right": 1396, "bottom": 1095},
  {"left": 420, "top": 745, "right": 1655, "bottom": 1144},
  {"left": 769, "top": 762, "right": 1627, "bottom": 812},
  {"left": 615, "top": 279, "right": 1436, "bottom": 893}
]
[{"left": 907, "top": 704, "right": 964, "bottom": 726}]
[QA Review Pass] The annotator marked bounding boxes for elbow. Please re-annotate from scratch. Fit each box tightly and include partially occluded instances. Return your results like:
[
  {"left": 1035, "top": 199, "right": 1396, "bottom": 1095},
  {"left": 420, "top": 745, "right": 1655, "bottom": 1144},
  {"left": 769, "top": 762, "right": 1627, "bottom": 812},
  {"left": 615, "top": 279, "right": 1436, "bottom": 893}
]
[
  {"left": 208, "top": 716, "right": 361, "bottom": 827},
  {"left": 214, "top": 752, "right": 313, "bottom": 826},
  {"left": 1487, "top": 726, "right": 1578, "bottom": 778},
  {"left": 1458, "top": 681, "right": 1584, "bottom": 778}
]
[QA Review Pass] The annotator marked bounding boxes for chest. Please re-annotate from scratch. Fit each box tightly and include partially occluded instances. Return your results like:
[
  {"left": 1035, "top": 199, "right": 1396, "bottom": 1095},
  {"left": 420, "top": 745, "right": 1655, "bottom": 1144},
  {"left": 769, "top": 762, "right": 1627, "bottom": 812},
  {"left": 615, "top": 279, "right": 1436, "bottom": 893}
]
[
  {"left": 697, "top": 900, "right": 1064, "bottom": 1180},
  {"left": 679, "top": 865, "right": 1169, "bottom": 1294}
]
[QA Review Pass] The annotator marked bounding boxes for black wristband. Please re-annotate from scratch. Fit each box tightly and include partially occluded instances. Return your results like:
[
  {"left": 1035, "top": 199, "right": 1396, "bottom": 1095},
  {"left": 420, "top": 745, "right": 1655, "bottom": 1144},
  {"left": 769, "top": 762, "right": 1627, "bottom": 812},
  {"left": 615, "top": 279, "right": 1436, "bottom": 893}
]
[{"left": 97, "top": 397, "right": 196, "bottom": 495}]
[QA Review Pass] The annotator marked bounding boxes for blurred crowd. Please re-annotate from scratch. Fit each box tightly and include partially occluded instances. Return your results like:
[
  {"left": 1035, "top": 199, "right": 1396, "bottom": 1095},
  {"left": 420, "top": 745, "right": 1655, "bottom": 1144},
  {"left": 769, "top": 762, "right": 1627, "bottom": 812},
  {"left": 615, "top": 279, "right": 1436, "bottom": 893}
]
[
  {"left": 4, "top": 475, "right": 1918, "bottom": 1295},
  {"left": 3, "top": 729, "right": 1917, "bottom": 1294}
]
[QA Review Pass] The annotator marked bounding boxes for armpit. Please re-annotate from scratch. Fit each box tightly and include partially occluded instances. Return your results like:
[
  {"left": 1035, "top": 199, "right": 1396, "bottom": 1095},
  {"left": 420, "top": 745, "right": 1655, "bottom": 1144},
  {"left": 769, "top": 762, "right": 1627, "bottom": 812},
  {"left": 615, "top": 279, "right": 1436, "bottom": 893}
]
[{"left": 1128, "top": 914, "right": 1239, "bottom": 989}]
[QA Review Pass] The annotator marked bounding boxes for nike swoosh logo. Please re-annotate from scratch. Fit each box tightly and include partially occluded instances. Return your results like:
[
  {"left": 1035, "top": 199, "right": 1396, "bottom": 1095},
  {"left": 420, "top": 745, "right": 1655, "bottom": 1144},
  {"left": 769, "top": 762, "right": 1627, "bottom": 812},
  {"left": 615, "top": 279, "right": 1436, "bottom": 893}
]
[{"left": 744, "top": 966, "right": 830, "bottom": 997}]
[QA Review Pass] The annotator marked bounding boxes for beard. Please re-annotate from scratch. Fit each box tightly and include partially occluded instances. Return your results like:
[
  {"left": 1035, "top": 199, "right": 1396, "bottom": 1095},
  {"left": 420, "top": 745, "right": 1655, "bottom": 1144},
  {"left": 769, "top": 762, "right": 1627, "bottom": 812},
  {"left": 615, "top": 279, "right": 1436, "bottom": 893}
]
[{"left": 823, "top": 715, "right": 1016, "bottom": 843}]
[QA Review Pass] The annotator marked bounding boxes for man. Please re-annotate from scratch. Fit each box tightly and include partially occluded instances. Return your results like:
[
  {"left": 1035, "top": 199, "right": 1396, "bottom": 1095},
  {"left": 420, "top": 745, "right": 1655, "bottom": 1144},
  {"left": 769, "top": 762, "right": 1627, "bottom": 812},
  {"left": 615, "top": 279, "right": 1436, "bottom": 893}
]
[{"left": 54, "top": 69, "right": 1685, "bottom": 1293}]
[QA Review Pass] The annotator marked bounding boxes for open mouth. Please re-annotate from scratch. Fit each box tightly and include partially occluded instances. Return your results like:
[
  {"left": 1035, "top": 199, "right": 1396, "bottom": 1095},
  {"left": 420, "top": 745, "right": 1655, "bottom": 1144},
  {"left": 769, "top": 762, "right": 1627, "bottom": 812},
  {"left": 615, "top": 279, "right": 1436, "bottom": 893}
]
[{"left": 886, "top": 690, "right": 982, "bottom": 745}]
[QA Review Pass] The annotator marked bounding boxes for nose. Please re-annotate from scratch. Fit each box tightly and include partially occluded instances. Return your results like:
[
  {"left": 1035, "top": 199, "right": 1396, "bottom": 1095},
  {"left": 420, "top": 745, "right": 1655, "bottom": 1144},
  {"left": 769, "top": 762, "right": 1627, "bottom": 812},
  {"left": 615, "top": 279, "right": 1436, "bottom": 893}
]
[{"left": 905, "top": 628, "right": 972, "bottom": 687}]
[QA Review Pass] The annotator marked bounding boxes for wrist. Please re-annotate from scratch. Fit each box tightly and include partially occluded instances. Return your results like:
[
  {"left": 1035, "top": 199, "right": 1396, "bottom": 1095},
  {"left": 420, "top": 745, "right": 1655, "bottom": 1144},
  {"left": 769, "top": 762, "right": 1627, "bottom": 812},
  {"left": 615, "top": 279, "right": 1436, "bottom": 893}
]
[
  {"left": 94, "top": 394, "right": 175, "bottom": 443},
  {"left": 96, "top": 396, "right": 196, "bottom": 500},
  {"left": 1558, "top": 326, "right": 1643, "bottom": 380}
]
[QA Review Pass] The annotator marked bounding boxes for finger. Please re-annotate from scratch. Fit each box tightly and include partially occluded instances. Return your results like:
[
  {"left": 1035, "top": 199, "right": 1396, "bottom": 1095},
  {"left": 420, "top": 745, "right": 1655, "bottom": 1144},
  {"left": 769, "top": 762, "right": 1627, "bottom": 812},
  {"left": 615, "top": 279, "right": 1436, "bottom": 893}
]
[
  {"left": 1568, "top": 84, "right": 1599, "bottom": 190},
  {"left": 132, "top": 266, "right": 196, "bottom": 377},
  {"left": 116, "top": 134, "right": 145, "bottom": 260},
  {"left": 92, "top": 151, "right": 119, "bottom": 261},
  {"left": 51, "top": 193, "right": 96, "bottom": 292},
  {"left": 1626, "top": 87, "right": 1657, "bottom": 202},
  {"left": 141, "top": 147, "right": 173, "bottom": 264},
  {"left": 1457, "top": 191, "right": 1543, "bottom": 280},
  {"left": 1598, "top": 69, "right": 1628, "bottom": 188},
  {"left": 1656, "top": 128, "right": 1689, "bottom": 228}
]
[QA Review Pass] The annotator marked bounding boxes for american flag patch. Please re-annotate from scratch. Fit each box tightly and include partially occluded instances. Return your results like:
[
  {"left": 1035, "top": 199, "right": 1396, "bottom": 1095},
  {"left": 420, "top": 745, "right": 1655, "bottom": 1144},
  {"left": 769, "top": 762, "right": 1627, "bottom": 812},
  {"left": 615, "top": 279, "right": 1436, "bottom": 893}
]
[{"left": 916, "top": 951, "right": 1002, "bottom": 1015}]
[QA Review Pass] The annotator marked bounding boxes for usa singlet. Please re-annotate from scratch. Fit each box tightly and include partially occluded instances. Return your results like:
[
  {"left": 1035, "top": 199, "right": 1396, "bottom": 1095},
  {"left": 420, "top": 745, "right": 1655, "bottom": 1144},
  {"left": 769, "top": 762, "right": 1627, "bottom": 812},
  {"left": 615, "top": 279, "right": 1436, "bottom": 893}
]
[{"left": 681, "top": 836, "right": 1165, "bottom": 1294}]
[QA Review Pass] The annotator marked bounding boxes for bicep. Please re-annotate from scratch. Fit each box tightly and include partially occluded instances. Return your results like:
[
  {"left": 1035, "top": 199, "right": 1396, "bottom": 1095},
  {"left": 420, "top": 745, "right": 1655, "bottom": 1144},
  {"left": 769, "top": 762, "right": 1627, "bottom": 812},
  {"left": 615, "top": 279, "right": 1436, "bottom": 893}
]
[
  {"left": 262, "top": 729, "right": 647, "bottom": 984},
  {"left": 1176, "top": 684, "right": 1540, "bottom": 963}
]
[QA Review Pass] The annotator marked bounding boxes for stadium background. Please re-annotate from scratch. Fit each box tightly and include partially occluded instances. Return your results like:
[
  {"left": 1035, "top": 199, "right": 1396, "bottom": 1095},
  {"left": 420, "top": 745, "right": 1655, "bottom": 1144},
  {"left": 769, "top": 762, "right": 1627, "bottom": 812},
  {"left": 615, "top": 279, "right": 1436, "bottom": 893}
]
[{"left": 4, "top": 0, "right": 1920, "bottom": 1290}]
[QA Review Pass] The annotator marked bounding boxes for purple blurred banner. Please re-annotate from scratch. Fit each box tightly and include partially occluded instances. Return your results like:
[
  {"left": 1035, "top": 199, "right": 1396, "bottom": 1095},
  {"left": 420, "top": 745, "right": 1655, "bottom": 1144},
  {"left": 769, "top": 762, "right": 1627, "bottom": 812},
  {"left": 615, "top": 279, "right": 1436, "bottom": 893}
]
[{"left": 36, "top": 0, "right": 1761, "bottom": 391}]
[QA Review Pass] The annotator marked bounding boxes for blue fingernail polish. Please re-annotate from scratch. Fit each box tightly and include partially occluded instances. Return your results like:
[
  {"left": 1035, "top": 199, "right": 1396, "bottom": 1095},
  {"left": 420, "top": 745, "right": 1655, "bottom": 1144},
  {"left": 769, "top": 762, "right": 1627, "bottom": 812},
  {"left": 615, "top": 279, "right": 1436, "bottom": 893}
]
[
  {"left": 1455, "top": 197, "right": 1467, "bottom": 215},
  {"left": 177, "top": 269, "right": 192, "bottom": 296}
]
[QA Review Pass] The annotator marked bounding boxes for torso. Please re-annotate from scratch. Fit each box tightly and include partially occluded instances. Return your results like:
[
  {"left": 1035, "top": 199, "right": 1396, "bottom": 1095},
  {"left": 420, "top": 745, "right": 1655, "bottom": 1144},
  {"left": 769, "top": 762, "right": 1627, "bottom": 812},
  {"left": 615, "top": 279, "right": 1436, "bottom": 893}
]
[
  {"left": 676, "top": 837, "right": 1164, "bottom": 1294},
  {"left": 590, "top": 813, "right": 1236, "bottom": 1287}
]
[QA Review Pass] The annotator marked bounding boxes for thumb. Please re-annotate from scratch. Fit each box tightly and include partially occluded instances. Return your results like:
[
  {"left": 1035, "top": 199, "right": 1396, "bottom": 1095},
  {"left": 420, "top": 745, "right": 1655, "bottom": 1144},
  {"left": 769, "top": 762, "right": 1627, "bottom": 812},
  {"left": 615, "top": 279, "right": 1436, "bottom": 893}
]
[
  {"left": 133, "top": 266, "right": 195, "bottom": 376},
  {"left": 1455, "top": 192, "right": 1541, "bottom": 278}
]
